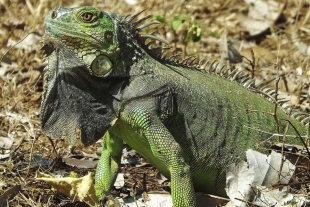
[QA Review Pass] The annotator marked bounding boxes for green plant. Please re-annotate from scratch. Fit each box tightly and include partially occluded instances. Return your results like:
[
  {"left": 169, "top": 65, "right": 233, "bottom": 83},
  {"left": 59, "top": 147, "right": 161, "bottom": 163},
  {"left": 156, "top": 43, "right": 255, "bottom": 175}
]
[{"left": 170, "top": 14, "right": 202, "bottom": 58}]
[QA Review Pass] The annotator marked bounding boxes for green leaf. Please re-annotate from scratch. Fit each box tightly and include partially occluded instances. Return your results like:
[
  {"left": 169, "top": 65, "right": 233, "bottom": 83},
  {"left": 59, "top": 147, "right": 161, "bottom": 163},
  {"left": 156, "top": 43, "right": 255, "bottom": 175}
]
[
  {"left": 289, "top": 197, "right": 297, "bottom": 205},
  {"left": 153, "top": 14, "right": 165, "bottom": 23},
  {"left": 170, "top": 13, "right": 189, "bottom": 31},
  {"left": 185, "top": 23, "right": 202, "bottom": 42}
]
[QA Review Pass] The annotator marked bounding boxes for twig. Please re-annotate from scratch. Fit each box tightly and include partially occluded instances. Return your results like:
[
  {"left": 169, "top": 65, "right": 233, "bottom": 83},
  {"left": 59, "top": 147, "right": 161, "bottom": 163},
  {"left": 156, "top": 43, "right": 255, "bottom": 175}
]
[
  {"left": 284, "top": 119, "right": 310, "bottom": 158},
  {"left": 0, "top": 32, "right": 38, "bottom": 64},
  {"left": 278, "top": 122, "right": 289, "bottom": 182}
]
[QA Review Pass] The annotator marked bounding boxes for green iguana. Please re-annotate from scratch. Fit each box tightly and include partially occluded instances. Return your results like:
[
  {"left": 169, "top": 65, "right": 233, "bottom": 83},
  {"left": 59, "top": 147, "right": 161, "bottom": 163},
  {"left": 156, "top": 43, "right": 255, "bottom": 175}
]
[{"left": 40, "top": 6, "right": 308, "bottom": 207}]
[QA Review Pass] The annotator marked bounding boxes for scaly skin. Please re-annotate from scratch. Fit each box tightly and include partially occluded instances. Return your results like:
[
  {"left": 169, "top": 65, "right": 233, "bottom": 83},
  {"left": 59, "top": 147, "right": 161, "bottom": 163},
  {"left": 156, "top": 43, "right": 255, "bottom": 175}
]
[{"left": 40, "top": 6, "right": 308, "bottom": 207}]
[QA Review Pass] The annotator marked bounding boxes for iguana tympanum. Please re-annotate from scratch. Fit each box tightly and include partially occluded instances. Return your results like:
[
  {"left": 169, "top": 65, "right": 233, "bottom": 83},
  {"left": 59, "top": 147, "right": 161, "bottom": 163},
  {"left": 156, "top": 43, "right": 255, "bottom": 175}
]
[{"left": 40, "top": 6, "right": 308, "bottom": 207}]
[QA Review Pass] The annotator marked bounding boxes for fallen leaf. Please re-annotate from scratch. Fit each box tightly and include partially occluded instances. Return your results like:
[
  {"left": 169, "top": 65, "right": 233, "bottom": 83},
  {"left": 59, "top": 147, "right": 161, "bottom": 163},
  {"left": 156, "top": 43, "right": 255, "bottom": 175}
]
[
  {"left": 114, "top": 173, "right": 125, "bottom": 189},
  {"left": 62, "top": 157, "right": 97, "bottom": 169},
  {"left": 225, "top": 149, "right": 296, "bottom": 207},
  {"left": 240, "top": 0, "right": 284, "bottom": 36},
  {"left": 35, "top": 171, "right": 100, "bottom": 207},
  {"left": 253, "top": 186, "right": 309, "bottom": 206}
]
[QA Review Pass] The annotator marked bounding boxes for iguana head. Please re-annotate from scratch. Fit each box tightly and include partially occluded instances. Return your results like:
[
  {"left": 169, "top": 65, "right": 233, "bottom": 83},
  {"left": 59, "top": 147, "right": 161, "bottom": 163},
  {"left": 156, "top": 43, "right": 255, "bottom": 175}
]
[{"left": 43, "top": 6, "right": 120, "bottom": 77}]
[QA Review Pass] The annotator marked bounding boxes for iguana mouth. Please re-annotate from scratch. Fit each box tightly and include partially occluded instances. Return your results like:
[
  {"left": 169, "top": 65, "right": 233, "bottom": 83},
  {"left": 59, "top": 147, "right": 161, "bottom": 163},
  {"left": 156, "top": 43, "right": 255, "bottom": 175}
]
[{"left": 41, "top": 38, "right": 55, "bottom": 57}]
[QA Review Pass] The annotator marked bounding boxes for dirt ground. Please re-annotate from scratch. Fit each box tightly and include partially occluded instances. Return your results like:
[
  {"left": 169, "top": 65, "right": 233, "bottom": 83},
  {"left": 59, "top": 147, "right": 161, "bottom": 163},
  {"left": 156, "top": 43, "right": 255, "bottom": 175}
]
[{"left": 1, "top": 0, "right": 310, "bottom": 206}]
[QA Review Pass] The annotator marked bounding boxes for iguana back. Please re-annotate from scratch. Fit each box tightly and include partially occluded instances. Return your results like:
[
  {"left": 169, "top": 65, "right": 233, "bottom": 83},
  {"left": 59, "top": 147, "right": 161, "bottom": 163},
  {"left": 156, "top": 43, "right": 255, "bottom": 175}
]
[
  {"left": 40, "top": 6, "right": 308, "bottom": 207},
  {"left": 114, "top": 58, "right": 307, "bottom": 194}
]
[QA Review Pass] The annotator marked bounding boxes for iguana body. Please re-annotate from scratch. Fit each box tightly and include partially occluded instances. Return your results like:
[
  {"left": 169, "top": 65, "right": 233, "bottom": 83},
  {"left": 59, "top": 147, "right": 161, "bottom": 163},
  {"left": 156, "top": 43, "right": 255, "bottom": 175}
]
[{"left": 40, "top": 7, "right": 308, "bottom": 207}]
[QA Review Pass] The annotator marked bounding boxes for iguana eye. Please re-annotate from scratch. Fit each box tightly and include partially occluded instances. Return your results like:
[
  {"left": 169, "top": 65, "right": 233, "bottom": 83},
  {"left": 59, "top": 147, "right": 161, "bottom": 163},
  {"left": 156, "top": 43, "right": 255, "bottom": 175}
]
[{"left": 81, "top": 12, "right": 95, "bottom": 22}]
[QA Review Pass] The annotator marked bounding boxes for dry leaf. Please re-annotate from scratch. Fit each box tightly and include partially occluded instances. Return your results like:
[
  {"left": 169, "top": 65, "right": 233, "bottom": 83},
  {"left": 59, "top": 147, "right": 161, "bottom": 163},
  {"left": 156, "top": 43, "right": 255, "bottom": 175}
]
[{"left": 35, "top": 171, "right": 100, "bottom": 207}]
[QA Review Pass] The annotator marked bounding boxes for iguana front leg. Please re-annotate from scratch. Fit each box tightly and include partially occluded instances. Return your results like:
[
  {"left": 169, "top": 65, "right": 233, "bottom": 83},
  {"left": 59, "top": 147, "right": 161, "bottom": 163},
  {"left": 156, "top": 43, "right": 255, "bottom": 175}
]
[
  {"left": 94, "top": 131, "right": 123, "bottom": 200},
  {"left": 122, "top": 104, "right": 197, "bottom": 207}
]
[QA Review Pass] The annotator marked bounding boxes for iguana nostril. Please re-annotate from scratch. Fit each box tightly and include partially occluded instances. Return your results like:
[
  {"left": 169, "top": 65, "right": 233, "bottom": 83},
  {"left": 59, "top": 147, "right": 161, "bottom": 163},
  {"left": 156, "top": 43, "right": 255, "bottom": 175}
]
[{"left": 51, "top": 11, "right": 57, "bottom": 19}]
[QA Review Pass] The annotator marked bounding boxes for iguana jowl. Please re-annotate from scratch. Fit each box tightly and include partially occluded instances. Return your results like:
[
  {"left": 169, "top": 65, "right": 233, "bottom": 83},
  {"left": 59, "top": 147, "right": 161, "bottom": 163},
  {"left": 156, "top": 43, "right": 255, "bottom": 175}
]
[{"left": 40, "top": 6, "right": 308, "bottom": 207}]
